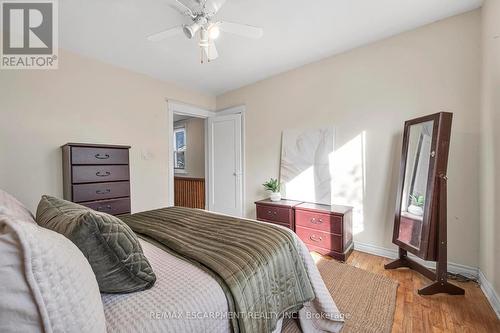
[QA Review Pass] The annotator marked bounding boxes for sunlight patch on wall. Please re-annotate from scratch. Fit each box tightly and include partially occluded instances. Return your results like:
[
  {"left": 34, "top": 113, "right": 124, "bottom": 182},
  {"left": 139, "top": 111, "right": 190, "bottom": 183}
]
[{"left": 332, "top": 132, "right": 366, "bottom": 235}]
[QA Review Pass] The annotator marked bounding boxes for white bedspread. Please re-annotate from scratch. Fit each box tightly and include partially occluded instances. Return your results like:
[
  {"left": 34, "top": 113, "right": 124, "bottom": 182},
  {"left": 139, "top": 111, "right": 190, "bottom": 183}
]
[{"left": 102, "top": 230, "right": 343, "bottom": 333}]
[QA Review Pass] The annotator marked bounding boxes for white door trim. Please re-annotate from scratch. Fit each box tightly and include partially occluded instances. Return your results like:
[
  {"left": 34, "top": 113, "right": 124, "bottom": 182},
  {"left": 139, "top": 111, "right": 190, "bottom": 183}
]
[
  {"left": 168, "top": 100, "right": 216, "bottom": 118},
  {"left": 215, "top": 105, "right": 246, "bottom": 216},
  {"left": 166, "top": 100, "right": 215, "bottom": 207},
  {"left": 216, "top": 105, "right": 246, "bottom": 116}
]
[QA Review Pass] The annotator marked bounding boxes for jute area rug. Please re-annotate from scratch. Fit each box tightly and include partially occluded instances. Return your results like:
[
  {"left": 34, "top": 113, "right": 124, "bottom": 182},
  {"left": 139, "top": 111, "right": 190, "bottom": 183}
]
[{"left": 283, "top": 258, "right": 398, "bottom": 333}]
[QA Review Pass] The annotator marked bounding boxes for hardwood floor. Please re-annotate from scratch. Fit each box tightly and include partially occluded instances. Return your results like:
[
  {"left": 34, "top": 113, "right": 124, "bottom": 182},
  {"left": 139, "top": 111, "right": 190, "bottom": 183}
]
[{"left": 323, "top": 250, "right": 500, "bottom": 333}]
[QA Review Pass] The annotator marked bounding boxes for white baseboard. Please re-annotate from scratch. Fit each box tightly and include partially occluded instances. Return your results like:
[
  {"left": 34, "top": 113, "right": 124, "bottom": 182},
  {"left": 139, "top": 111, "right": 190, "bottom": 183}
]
[
  {"left": 478, "top": 270, "right": 500, "bottom": 319},
  {"left": 353, "top": 241, "right": 500, "bottom": 319},
  {"left": 353, "top": 241, "right": 479, "bottom": 279}
]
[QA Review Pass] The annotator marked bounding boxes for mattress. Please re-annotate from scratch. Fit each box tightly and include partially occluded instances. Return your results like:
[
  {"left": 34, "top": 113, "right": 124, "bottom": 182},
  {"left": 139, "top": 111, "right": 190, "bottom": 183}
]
[
  {"left": 102, "top": 227, "right": 343, "bottom": 333},
  {"left": 101, "top": 239, "right": 231, "bottom": 333}
]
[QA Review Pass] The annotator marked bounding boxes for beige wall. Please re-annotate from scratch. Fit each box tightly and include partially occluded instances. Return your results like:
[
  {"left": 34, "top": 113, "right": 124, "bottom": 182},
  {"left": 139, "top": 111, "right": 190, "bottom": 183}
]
[
  {"left": 0, "top": 49, "right": 215, "bottom": 214},
  {"left": 174, "top": 117, "right": 205, "bottom": 178},
  {"left": 217, "top": 11, "right": 481, "bottom": 267},
  {"left": 480, "top": 0, "right": 500, "bottom": 295}
]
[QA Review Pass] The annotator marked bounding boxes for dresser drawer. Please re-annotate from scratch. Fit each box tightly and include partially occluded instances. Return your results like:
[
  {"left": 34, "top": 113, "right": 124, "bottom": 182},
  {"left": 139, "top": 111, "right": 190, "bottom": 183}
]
[
  {"left": 296, "top": 226, "right": 342, "bottom": 252},
  {"left": 72, "top": 147, "right": 129, "bottom": 165},
  {"left": 72, "top": 181, "right": 130, "bottom": 203},
  {"left": 295, "top": 209, "right": 342, "bottom": 234},
  {"left": 72, "top": 165, "right": 129, "bottom": 183},
  {"left": 256, "top": 205, "right": 291, "bottom": 225},
  {"left": 81, "top": 198, "right": 131, "bottom": 215}
]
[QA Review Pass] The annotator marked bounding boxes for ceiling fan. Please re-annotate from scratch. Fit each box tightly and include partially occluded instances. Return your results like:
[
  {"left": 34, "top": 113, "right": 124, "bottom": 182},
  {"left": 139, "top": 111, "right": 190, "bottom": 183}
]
[{"left": 147, "top": 0, "right": 264, "bottom": 63}]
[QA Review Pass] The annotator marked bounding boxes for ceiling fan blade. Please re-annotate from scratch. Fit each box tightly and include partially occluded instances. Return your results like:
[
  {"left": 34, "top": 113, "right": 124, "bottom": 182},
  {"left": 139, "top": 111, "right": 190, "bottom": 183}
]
[
  {"left": 168, "top": 4, "right": 189, "bottom": 16},
  {"left": 174, "top": 0, "right": 195, "bottom": 17},
  {"left": 147, "top": 26, "right": 183, "bottom": 42},
  {"left": 219, "top": 21, "right": 263, "bottom": 39},
  {"left": 204, "top": 0, "right": 227, "bottom": 14},
  {"left": 204, "top": 40, "right": 219, "bottom": 61}
]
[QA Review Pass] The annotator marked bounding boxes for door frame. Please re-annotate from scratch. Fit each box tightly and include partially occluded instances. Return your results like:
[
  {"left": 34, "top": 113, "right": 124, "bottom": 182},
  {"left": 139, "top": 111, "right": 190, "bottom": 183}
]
[
  {"left": 167, "top": 100, "right": 215, "bottom": 207},
  {"left": 166, "top": 100, "right": 246, "bottom": 214}
]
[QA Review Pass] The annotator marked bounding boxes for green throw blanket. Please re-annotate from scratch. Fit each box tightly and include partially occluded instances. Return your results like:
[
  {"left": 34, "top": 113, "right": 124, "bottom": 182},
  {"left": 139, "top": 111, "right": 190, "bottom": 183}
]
[{"left": 120, "top": 206, "right": 315, "bottom": 333}]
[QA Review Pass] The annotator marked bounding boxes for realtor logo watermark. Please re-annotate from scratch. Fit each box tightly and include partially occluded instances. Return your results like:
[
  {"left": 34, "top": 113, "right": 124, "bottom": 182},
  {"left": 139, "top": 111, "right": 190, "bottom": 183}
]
[{"left": 1, "top": 0, "right": 58, "bottom": 69}]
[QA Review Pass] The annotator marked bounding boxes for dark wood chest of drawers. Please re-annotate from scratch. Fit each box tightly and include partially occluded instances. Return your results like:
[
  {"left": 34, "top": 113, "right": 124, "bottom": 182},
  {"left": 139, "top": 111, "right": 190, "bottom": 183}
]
[
  {"left": 62, "top": 143, "right": 131, "bottom": 216},
  {"left": 255, "top": 199, "right": 353, "bottom": 261},
  {"left": 295, "top": 202, "right": 353, "bottom": 261},
  {"left": 255, "top": 199, "right": 303, "bottom": 229}
]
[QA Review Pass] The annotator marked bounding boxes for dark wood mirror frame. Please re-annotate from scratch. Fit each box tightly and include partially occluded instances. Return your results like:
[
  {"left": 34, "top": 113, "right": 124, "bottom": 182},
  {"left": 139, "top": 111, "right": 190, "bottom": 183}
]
[{"left": 385, "top": 112, "right": 464, "bottom": 296}]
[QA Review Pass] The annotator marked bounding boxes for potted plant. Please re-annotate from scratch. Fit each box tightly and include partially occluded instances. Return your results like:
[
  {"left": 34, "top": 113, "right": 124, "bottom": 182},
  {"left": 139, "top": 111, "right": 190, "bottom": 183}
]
[
  {"left": 263, "top": 178, "right": 281, "bottom": 202},
  {"left": 408, "top": 193, "right": 425, "bottom": 216}
]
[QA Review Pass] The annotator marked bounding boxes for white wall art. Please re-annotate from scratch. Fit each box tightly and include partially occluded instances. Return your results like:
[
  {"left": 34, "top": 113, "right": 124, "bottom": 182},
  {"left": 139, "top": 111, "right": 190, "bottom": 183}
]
[{"left": 280, "top": 128, "right": 335, "bottom": 205}]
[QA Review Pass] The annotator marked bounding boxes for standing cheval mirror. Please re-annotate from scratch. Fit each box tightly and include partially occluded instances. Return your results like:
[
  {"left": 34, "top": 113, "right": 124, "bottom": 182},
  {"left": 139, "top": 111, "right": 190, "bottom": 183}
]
[{"left": 385, "top": 112, "right": 464, "bottom": 296}]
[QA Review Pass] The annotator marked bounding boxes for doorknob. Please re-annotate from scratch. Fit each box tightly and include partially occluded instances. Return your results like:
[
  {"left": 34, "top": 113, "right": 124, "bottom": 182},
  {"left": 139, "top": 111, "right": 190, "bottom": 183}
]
[{"left": 233, "top": 172, "right": 243, "bottom": 176}]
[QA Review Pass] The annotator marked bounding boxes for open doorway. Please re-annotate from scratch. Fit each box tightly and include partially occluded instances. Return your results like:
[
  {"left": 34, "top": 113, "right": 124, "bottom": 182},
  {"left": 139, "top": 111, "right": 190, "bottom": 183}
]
[
  {"left": 172, "top": 113, "right": 206, "bottom": 209},
  {"left": 167, "top": 101, "right": 245, "bottom": 217}
]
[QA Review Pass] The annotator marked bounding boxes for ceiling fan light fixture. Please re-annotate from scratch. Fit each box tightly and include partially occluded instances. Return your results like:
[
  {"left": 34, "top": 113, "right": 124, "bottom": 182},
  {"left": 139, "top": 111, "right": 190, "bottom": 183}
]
[
  {"left": 199, "top": 29, "right": 208, "bottom": 44},
  {"left": 208, "top": 24, "right": 220, "bottom": 40},
  {"left": 183, "top": 22, "right": 200, "bottom": 39},
  {"left": 146, "top": 1, "right": 263, "bottom": 63}
]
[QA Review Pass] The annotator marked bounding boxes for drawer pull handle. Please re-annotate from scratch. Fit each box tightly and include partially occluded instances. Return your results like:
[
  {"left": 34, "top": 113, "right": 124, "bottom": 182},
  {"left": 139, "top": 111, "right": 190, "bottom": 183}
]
[
  {"left": 96, "top": 189, "right": 111, "bottom": 195},
  {"left": 97, "top": 205, "right": 112, "bottom": 211},
  {"left": 96, "top": 171, "right": 111, "bottom": 177},
  {"left": 309, "top": 235, "right": 323, "bottom": 242},
  {"left": 95, "top": 153, "right": 110, "bottom": 160},
  {"left": 267, "top": 210, "right": 277, "bottom": 215},
  {"left": 310, "top": 217, "right": 323, "bottom": 224}
]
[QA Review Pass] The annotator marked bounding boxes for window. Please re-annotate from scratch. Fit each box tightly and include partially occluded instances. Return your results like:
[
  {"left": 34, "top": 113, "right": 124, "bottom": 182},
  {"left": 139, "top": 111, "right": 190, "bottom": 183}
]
[{"left": 174, "top": 126, "right": 186, "bottom": 171}]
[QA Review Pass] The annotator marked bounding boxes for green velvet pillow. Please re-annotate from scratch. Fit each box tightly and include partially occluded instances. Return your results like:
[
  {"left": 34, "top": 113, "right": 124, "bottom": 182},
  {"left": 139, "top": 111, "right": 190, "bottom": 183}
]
[{"left": 35, "top": 195, "right": 156, "bottom": 293}]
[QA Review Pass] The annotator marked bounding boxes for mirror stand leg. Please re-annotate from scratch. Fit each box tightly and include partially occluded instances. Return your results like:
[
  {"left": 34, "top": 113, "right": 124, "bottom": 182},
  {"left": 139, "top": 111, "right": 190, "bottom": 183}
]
[
  {"left": 384, "top": 249, "right": 410, "bottom": 269},
  {"left": 418, "top": 281, "right": 465, "bottom": 295},
  {"left": 417, "top": 175, "right": 463, "bottom": 296},
  {"left": 384, "top": 258, "right": 410, "bottom": 269}
]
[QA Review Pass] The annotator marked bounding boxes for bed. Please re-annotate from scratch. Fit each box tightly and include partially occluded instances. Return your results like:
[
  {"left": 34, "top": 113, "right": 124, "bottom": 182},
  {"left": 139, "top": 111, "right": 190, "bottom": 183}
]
[
  {"left": 0, "top": 190, "right": 344, "bottom": 333},
  {"left": 104, "top": 207, "right": 344, "bottom": 333}
]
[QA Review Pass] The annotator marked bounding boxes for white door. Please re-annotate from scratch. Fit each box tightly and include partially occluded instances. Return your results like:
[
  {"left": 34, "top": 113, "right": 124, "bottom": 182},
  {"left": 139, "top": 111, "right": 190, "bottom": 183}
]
[{"left": 207, "top": 114, "right": 243, "bottom": 216}]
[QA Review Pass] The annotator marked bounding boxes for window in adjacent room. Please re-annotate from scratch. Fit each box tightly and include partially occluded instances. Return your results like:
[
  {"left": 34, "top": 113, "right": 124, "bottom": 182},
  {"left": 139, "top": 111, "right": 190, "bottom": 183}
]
[{"left": 174, "top": 126, "right": 186, "bottom": 172}]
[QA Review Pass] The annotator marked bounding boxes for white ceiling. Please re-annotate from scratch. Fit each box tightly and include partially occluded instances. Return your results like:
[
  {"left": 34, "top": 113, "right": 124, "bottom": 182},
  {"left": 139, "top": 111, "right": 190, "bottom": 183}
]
[{"left": 60, "top": 0, "right": 482, "bottom": 95}]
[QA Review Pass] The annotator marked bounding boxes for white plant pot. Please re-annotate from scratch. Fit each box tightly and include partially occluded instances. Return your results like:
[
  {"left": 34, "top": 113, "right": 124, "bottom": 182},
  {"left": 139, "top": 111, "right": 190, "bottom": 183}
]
[
  {"left": 408, "top": 205, "right": 424, "bottom": 216},
  {"left": 270, "top": 192, "right": 282, "bottom": 202}
]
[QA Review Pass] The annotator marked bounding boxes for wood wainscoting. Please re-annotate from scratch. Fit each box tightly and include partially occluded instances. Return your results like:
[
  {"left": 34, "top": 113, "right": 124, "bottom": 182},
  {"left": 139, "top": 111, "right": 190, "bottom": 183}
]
[{"left": 174, "top": 177, "right": 205, "bottom": 209}]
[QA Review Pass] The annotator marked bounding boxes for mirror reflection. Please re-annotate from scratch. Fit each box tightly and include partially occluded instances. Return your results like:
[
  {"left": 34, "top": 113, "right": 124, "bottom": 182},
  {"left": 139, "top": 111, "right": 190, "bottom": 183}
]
[{"left": 398, "top": 120, "right": 434, "bottom": 250}]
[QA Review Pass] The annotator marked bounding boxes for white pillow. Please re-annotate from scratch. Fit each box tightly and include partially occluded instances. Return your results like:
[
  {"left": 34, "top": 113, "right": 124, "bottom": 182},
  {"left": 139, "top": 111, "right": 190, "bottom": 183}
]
[
  {"left": 0, "top": 189, "right": 35, "bottom": 222},
  {"left": 0, "top": 210, "right": 106, "bottom": 333}
]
